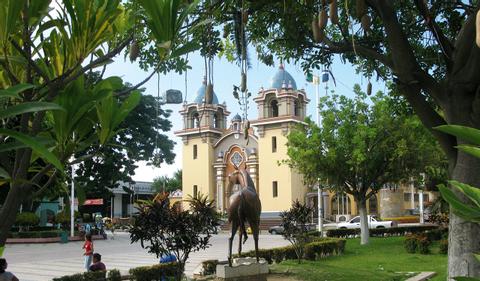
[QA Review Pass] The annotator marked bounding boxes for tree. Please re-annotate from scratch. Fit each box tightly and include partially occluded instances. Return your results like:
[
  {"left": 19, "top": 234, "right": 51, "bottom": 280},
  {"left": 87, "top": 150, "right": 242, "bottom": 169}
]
[
  {"left": 280, "top": 200, "right": 314, "bottom": 263},
  {"left": 208, "top": 0, "right": 480, "bottom": 277},
  {"left": 284, "top": 89, "right": 444, "bottom": 245},
  {"left": 152, "top": 170, "right": 182, "bottom": 193},
  {"left": 0, "top": 0, "right": 201, "bottom": 250},
  {"left": 130, "top": 193, "right": 219, "bottom": 280},
  {"left": 74, "top": 91, "right": 175, "bottom": 212}
]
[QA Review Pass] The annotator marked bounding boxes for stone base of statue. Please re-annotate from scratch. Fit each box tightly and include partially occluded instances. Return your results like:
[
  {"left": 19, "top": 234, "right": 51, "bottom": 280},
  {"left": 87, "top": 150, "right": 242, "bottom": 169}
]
[{"left": 215, "top": 257, "right": 268, "bottom": 281}]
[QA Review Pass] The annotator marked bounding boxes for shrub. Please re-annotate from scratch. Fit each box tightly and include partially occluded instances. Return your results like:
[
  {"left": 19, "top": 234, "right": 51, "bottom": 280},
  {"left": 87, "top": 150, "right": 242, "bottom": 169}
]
[
  {"left": 326, "top": 228, "right": 360, "bottom": 238},
  {"left": 201, "top": 260, "right": 218, "bottom": 275},
  {"left": 129, "top": 262, "right": 178, "bottom": 281},
  {"left": 416, "top": 235, "right": 431, "bottom": 254},
  {"left": 404, "top": 235, "right": 417, "bottom": 253},
  {"left": 425, "top": 228, "right": 447, "bottom": 241},
  {"left": 8, "top": 230, "right": 62, "bottom": 239},
  {"left": 280, "top": 200, "right": 314, "bottom": 262},
  {"left": 52, "top": 271, "right": 105, "bottom": 281},
  {"left": 130, "top": 193, "right": 219, "bottom": 279},
  {"left": 439, "top": 239, "right": 448, "bottom": 254},
  {"left": 302, "top": 238, "right": 346, "bottom": 260},
  {"left": 15, "top": 212, "right": 40, "bottom": 231}
]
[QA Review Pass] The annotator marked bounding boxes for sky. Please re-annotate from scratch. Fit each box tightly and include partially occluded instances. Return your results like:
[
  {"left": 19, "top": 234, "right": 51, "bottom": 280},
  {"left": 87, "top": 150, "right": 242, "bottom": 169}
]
[{"left": 104, "top": 51, "right": 386, "bottom": 182}]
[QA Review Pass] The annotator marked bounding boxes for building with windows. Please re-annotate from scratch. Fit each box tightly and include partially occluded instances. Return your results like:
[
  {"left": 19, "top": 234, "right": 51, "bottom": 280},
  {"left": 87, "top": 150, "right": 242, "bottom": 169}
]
[{"left": 175, "top": 65, "right": 438, "bottom": 222}]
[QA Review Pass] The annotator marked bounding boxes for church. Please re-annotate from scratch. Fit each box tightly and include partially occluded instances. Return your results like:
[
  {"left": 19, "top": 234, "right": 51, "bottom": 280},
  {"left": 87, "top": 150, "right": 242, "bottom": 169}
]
[{"left": 174, "top": 65, "right": 437, "bottom": 222}]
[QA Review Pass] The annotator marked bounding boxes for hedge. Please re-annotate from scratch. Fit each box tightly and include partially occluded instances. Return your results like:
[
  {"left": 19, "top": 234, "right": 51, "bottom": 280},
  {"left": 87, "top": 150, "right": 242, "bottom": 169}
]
[
  {"left": 7, "top": 230, "right": 64, "bottom": 239},
  {"left": 129, "top": 262, "right": 178, "bottom": 281},
  {"left": 53, "top": 264, "right": 177, "bottom": 281},
  {"left": 52, "top": 271, "right": 106, "bottom": 281},
  {"left": 233, "top": 237, "right": 346, "bottom": 264},
  {"left": 326, "top": 225, "right": 440, "bottom": 238}
]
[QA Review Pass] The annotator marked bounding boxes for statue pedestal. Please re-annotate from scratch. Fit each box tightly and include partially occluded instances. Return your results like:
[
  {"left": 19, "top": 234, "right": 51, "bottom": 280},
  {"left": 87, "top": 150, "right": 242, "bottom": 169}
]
[{"left": 216, "top": 257, "right": 268, "bottom": 281}]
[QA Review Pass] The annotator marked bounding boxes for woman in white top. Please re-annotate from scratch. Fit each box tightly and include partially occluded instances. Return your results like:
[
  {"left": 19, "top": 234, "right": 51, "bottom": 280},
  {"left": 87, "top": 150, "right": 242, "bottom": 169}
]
[{"left": 0, "top": 258, "right": 19, "bottom": 281}]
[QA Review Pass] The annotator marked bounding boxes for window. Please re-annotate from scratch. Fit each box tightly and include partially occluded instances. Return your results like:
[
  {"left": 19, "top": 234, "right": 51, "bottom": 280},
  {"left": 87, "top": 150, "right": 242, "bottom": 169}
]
[
  {"left": 270, "top": 100, "right": 279, "bottom": 117},
  {"left": 193, "top": 145, "right": 197, "bottom": 159},
  {"left": 369, "top": 195, "right": 378, "bottom": 214},
  {"left": 351, "top": 217, "right": 360, "bottom": 223},
  {"left": 213, "top": 113, "right": 219, "bottom": 128},
  {"left": 294, "top": 101, "right": 299, "bottom": 116},
  {"left": 404, "top": 193, "right": 412, "bottom": 202},
  {"left": 272, "top": 136, "right": 277, "bottom": 152},
  {"left": 272, "top": 181, "right": 278, "bottom": 197},
  {"left": 414, "top": 194, "right": 419, "bottom": 202},
  {"left": 424, "top": 194, "right": 429, "bottom": 202},
  {"left": 193, "top": 185, "right": 198, "bottom": 198},
  {"left": 193, "top": 113, "right": 200, "bottom": 128}
]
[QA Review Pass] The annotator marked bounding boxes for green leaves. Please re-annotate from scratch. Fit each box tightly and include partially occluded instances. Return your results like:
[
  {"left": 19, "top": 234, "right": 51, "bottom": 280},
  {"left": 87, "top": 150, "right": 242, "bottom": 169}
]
[
  {"left": 0, "top": 84, "right": 35, "bottom": 99},
  {"left": 436, "top": 125, "right": 480, "bottom": 145},
  {"left": 0, "top": 129, "right": 63, "bottom": 171},
  {"left": 94, "top": 78, "right": 141, "bottom": 144},
  {"left": 436, "top": 124, "right": 480, "bottom": 223},
  {"left": 138, "top": 0, "right": 200, "bottom": 56},
  {"left": 0, "top": 102, "right": 65, "bottom": 119},
  {"left": 0, "top": 0, "right": 26, "bottom": 44},
  {"left": 439, "top": 182, "right": 480, "bottom": 223},
  {"left": 0, "top": 246, "right": 3, "bottom": 257}
]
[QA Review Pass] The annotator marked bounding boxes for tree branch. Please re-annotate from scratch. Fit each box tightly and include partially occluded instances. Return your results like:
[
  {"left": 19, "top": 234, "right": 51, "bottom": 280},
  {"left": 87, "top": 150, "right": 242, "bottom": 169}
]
[
  {"left": 39, "top": 36, "right": 133, "bottom": 97},
  {"left": 10, "top": 39, "right": 51, "bottom": 85},
  {"left": 396, "top": 82, "right": 457, "bottom": 166},
  {"left": 32, "top": 171, "right": 58, "bottom": 199},
  {"left": 413, "top": 0, "right": 454, "bottom": 69},
  {"left": 115, "top": 63, "right": 160, "bottom": 97}
]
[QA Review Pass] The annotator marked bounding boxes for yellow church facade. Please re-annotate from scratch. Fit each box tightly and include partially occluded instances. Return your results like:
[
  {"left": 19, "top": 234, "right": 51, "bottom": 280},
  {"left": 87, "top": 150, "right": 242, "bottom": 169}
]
[{"left": 175, "top": 66, "right": 310, "bottom": 216}]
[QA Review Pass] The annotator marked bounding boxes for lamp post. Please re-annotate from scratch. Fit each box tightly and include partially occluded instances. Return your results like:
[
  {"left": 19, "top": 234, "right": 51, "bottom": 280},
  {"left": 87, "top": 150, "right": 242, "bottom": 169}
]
[
  {"left": 70, "top": 162, "right": 75, "bottom": 237},
  {"left": 419, "top": 173, "right": 425, "bottom": 224}
]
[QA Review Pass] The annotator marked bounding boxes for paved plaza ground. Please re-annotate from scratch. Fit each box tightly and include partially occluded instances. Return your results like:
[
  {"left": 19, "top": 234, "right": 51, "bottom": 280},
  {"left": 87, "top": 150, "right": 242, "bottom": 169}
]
[{"left": 3, "top": 232, "right": 290, "bottom": 281}]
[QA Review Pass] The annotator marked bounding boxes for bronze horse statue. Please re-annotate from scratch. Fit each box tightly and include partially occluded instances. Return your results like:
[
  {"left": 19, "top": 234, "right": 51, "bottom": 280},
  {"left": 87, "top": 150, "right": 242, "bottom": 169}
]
[{"left": 227, "top": 168, "right": 261, "bottom": 266}]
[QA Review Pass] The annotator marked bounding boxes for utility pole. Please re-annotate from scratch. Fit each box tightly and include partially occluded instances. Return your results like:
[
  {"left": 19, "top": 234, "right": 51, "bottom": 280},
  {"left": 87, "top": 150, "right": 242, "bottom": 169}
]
[{"left": 314, "top": 74, "right": 324, "bottom": 235}]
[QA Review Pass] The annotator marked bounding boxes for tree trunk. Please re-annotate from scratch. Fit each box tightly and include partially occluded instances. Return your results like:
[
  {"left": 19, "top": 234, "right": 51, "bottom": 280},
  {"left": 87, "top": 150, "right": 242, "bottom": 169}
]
[
  {"left": 0, "top": 183, "right": 26, "bottom": 247},
  {"left": 448, "top": 150, "right": 480, "bottom": 280},
  {"left": 358, "top": 199, "right": 369, "bottom": 245}
]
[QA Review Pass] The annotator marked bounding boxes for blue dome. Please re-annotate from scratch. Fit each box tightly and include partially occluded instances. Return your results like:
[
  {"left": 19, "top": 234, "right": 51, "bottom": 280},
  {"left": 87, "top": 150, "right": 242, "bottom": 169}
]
[
  {"left": 232, "top": 113, "right": 242, "bottom": 122},
  {"left": 270, "top": 65, "right": 297, "bottom": 90},
  {"left": 194, "top": 80, "right": 219, "bottom": 104}
]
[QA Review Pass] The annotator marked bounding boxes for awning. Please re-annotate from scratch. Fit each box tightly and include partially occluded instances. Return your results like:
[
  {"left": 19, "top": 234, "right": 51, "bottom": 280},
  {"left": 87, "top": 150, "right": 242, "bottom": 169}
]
[{"left": 83, "top": 199, "right": 104, "bottom": 206}]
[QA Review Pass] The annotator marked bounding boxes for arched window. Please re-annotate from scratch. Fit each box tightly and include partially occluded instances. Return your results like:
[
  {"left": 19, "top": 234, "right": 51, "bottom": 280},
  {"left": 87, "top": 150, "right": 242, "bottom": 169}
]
[
  {"left": 193, "top": 113, "right": 200, "bottom": 128},
  {"left": 270, "top": 100, "right": 279, "bottom": 117},
  {"left": 213, "top": 113, "right": 219, "bottom": 128},
  {"left": 369, "top": 195, "right": 378, "bottom": 214},
  {"left": 294, "top": 101, "right": 299, "bottom": 116},
  {"left": 331, "top": 193, "right": 352, "bottom": 215}
]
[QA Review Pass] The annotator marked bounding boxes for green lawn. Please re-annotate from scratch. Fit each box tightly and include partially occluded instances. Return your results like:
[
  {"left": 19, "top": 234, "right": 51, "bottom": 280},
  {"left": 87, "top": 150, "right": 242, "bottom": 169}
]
[{"left": 270, "top": 237, "right": 447, "bottom": 281}]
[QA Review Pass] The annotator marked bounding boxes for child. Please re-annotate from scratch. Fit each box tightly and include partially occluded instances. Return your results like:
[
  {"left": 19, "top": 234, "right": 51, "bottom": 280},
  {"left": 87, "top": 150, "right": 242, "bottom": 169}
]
[{"left": 82, "top": 234, "right": 94, "bottom": 271}]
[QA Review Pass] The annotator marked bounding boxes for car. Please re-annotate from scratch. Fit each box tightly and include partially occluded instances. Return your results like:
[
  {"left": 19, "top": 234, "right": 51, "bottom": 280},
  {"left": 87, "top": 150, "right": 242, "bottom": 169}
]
[
  {"left": 268, "top": 225, "right": 284, "bottom": 235},
  {"left": 336, "top": 215, "right": 396, "bottom": 229}
]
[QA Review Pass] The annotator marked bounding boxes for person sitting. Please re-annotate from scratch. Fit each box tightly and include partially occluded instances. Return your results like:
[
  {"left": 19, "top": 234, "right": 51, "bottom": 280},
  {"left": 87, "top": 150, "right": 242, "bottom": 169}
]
[
  {"left": 89, "top": 253, "right": 106, "bottom": 272},
  {"left": 0, "top": 258, "right": 19, "bottom": 281}
]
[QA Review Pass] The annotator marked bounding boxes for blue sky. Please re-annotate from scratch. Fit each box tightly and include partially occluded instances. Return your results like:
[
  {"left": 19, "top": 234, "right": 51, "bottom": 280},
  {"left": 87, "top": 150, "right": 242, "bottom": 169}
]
[{"left": 104, "top": 52, "right": 385, "bottom": 182}]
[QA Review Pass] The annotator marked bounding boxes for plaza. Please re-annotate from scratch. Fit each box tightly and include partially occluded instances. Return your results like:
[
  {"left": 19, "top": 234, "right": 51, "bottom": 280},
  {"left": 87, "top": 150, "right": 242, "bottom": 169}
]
[{"left": 3, "top": 233, "right": 289, "bottom": 281}]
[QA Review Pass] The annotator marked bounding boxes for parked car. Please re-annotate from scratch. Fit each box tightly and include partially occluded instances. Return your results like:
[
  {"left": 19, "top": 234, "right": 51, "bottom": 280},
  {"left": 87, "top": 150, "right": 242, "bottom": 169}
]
[{"left": 337, "top": 215, "right": 396, "bottom": 229}]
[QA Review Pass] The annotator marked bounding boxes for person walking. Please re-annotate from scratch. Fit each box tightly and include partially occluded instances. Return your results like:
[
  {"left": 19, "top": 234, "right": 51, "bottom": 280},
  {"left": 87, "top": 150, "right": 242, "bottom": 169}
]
[
  {"left": 0, "top": 258, "right": 19, "bottom": 281},
  {"left": 82, "top": 234, "right": 94, "bottom": 271}
]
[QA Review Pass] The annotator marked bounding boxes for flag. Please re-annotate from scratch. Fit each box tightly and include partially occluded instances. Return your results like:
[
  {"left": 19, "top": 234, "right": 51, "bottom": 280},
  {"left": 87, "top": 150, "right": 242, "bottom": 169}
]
[{"left": 312, "top": 75, "right": 320, "bottom": 85}]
